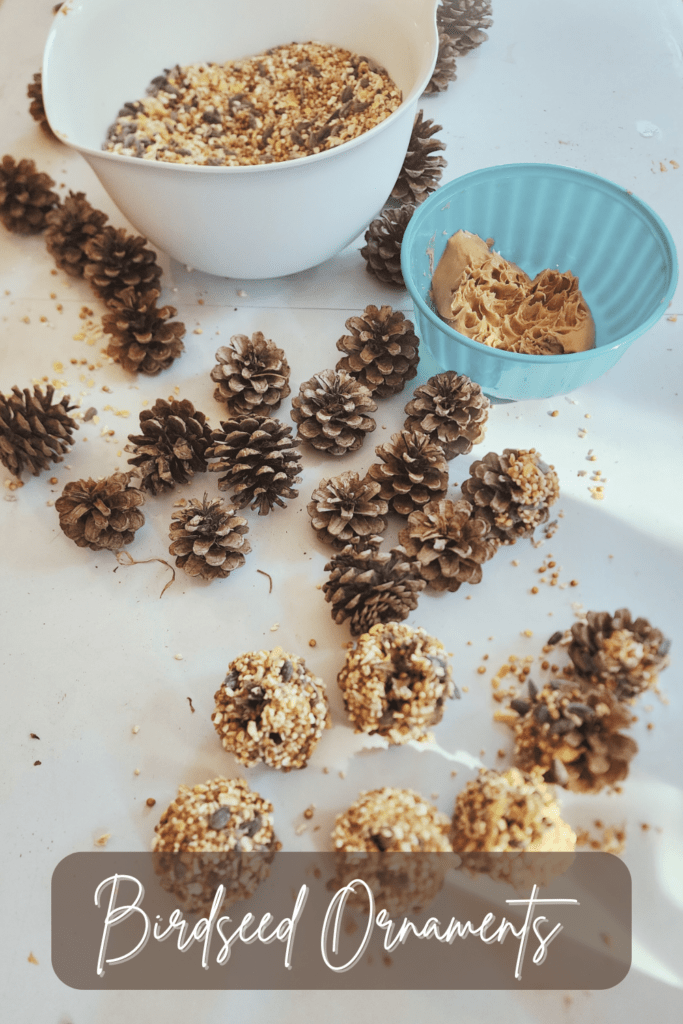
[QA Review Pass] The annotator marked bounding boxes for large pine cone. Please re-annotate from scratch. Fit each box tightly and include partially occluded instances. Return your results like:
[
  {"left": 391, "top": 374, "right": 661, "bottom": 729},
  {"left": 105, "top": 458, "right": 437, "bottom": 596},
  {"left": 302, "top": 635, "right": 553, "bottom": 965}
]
[
  {"left": 398, "top": 498, "right": 499, "bottom": 591},
  {"left": 509, "top": 679, "right": 638, "bottom": 794},
  {"left": 169, "top": 494, "right": 251, "bottom": 581},
  {"left": 438, "top": 0, "right": 493, "bottom": 56},
  {"left": 360, "top": 204, "right": 415, "bottom": 287},
  {"left": 55, "top": 471, "right": 145, "bottom": 551},
  {"left": 291, "top": 369, "right": 377, "bottom": 456},
  {"left": 0, "top": 155, "right": 58, "bottom": 234},
  {"left": 404, "top": 371, "right": 489, "bottom": 459},
  {"left": 44, "top": 192, "right": 109, "bottom": 278},
  {"left": 461, "top": 448, "right": 559, "bottom": 544},
  {"left": 27, "top": 72, "right": 55, "bottom": 138},
  {"left": 308, "top": 471, "right": 388, "bottom": 548},
  {"left": 323, "top": 542, "right": 426, "bottom": 636},
  {"left": 102, "top": 287, "right": 186, "bottom": 375},
  {"left": 83, "top": 226, "right": 162, "bottom": 305},
  {"left": 391, "top": 110, "right": 446, "bottom": 205},
  {"left": 126, "top": 398, "right": 212, "bottom": 495},
  {"left": 211, "top": 333, "right": 291, "bottom": 417},
  {"left": 207, "top": 415, "right": 302, "bottom": 515},
  {"left": 568, "top": 609, "right": 670, "bottom": 699},
  {"left": 423, "top": 30, "right": 458, "bottom": 94},
  {"left": 0, "top": 384, "right": 78, "bottom": 478},
  {"left": 336, "top": 305, "right": 419, "bottom": 398},
  {"left": 367, "top": 429, "right": 448, "bottom": 516}
]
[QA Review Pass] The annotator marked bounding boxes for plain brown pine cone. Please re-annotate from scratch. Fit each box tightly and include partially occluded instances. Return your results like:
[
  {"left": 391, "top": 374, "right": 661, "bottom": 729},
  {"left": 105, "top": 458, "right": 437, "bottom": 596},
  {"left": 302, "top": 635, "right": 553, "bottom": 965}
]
[
  {"left": 55, "top": 471, "right": 145, "bottom": 551},
  {"left": 390, "top": 110, "right": 447, "bottom": 204},
  {"left": 0, "top": 384, "right": 78, "bottom": 478},
  {"left": 438, "top": 0, "right": 493, "bottom": 56},
  {"left": 568, "top": 609, "right": 670, "bottom": 700},
  {"left": 335, "top": 305, "right": 419, "bottom": 398},
  {"left": 44, "top": 192, "right": 109, "bottom": 278},
  {"left": 461, "top": 448, "right": 559, "bottom": 544},
  {"left": 169, "top": 494, "right": 251, "bottom": 581},
  {"left": 367, "top": 429, "right": 448, "bottom": 516},
  {"left": 404, "top": 371, "right": 489, "bottom": 459},
  {"left": 291, "top": 369, "right": 377, "bottom": 456},
  {"left": 360, "top": 205, "right": 415, "bottom": 287},
  {"left": 211, "top": 333, "right": 291, "bottom": 417},
  {"left": 398, "top": 497, "right": 499, "bottom": 591},
  {"left": 0, "top": 155, "right": 58, "bottom": 234},
  {"left": 83, "top": 225, "right": 162, "bottom": 305},
  {"left": 424, "top": 30, "right": 458, "bottom": 95},
  {"left": 125, "top": 398, "right": 212, "bottom": 495},
  {"left": 27, "top": 72, "right": 56, "bottom": 138},
  {"left": 102, "top": 287, "right": 186, "bottom": 375},
  {"left": 207, "top": 415, "right": 302, "bottom": 515},
  {"left": 308, "top": 471, "right": 388, "bottom": 549}
]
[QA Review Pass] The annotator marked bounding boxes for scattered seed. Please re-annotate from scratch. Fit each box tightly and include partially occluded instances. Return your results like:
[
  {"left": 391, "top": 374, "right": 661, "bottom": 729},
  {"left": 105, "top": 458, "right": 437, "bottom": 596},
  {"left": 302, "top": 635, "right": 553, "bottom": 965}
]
[
  {"left": 531, "top": 586, "right": 539, "bottom": 594},
  {"left": 187, "top": 697, "right": 195, "bottom": 713},
  {"left": 34, "top": 760, "right": 41, "bottom": 766},
  {"left": 28, "top": 952, "right": 39, "bottom": 965},
  {"left": 303, "top": 805, "right": 315, "bottom": 820},
  {"left": 94, "top": 833, "right": 111, "bottom": 847},
  {"left": 174, "top": 653, "right": 183, "bottom": 660}
]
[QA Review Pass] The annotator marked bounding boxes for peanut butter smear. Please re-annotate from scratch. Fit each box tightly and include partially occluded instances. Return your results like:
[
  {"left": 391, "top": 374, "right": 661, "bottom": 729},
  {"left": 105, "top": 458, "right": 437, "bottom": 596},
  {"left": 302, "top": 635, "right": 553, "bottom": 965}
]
[{"left": 431, "top": 230, "right": 595, "bottom": 355}]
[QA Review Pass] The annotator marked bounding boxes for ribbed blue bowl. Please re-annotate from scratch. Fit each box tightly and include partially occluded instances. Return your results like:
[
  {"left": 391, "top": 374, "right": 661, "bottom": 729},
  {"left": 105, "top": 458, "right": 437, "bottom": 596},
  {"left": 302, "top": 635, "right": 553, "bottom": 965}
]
[{"left": 401, "top": 163, "right": 678, "bottom": 400}]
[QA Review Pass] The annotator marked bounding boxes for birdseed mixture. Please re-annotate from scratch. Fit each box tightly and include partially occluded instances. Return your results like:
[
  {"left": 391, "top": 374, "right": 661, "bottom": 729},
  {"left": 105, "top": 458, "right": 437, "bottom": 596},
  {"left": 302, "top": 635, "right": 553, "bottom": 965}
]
[
  {"left": 103, "top": 43, "right": 402, "bottom": 166},
  {"left": 152, "top": 776, "right": 277, "bottom": 853},
  {"left": 332, "top": 787, "right": 453, "bottom": 852}
]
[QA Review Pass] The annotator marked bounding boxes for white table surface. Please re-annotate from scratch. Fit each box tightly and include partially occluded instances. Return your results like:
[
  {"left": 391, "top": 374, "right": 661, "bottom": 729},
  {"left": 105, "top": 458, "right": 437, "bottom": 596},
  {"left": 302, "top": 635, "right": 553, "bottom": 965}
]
[{"left": 1, "top": 0, "right": 682, "bottom": 1021}]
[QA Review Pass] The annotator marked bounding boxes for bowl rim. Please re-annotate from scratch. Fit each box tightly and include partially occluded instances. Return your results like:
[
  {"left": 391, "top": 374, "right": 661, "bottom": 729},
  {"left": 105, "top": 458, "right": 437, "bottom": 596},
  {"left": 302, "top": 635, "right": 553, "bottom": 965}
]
[{"left": 401, "top": 161, "right": 680, "bottom": 365}]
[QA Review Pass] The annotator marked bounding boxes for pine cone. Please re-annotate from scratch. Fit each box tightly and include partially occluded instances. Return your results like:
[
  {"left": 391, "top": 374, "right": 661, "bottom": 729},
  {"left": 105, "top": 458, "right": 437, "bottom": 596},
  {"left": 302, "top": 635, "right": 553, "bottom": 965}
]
[
  {"left": 404, "top": 371, "right": 490, "bottom": 459},
  {"left": 55, "top": 471, "right": 145, "bottom": 551},
  {"left": 367, "top": 429, "right": 448, "bottom": 516},
  {"left": 44, "top": 191, "right": 109, "bottom": 278},
  {"left": 102, "top": 287, "right": 185, "bottom": 375},
  {"left": 207, "top": 415, "right": 302, "bottom": 515},
  {"left": 336, "top": 305, "right": 419, "bottom": 397},
  {"left": 438, "top": 0, "right": 493, "bottom": 56},
  {"left": 291, "top": 369, "right": 377, "bottom": 456},
  {"left": 0, "top": 384, "right": 78, "bottom": 478},
  {"left": 461, "top": 448, "right": 559, "bottom": 544},
  {"left": 169, "top": 494, "right": 251, "bottom": 581},
  {"left": 424, "top": 30, "right": 458, "bottom": 95},
  {"left": 0, "top": 155, "right": 58, "bottom": 234},
  {"left": 398, "top": 497, "right": 499, "bottom": 591},
  {"left": 83, "top": 225, "right": 162, "bottom": 305},
  {"left": 568, "top": 609, "right": 670, "bottom": 700},
  {"left": 391, "top": 110, "right": 446, "bottom": 205},
  {"left": 360, "top": 204, "right": 415, "bottom": 287},
  {"left": 308, "top": 471, "right": 388, "bottom": 548},
  {"left": 125, "top": 398, "right": 212, "bottom": 495},
  {"left": 27, "top": 72, "right": 55, "bottom": 138},
  {"left": 323, "top": 542, "right": 426, "bottom": 636},
  {"left": 211, "top": 333, "right": 291, "bottom": 417},
  {"left": 509, "top": 679, "right": 638, "bottom": 794}
]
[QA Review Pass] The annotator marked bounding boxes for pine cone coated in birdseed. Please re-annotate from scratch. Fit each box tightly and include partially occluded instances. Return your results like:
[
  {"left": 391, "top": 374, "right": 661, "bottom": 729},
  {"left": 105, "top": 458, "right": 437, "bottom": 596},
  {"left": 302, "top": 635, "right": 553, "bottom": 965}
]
[
  {"left": 169, "top": 494, "right": 251, "bottom": 581},
  {"left": 568, "top": 609, "right": 670, "bottom": 699},
  {"left": 83, "top": 225, "right": 162, "bottom": 305},
  {"left": 438, "top": 0, "right": 493, "bottom": 56},
  {"left": 125, "top": 398, "right": 212, "bottom": 495},
  {"left": 423, "top": 30, "right": 458, "bottom": 94},
  {"left": 460, "top": 448, "right": 559, "bottom": 544},
  {"left": 404, "top": 371, "right": 489, "bottom": 460},
  {"left": 0, "top": 155, "right": 58, "bottom": 234},
  {"left": 290, "top": 369, "right": 377, "bottom": 456},
  {"left": 360, "top": 204, "right": 415, "bottom": 287},
  {"left": 308, "top": 470, "right": 388, "bottom": 548},
  {"left": 102, "top": 286, "right": 186, "bottom": 375},
  {"left": 391, "top": 110, "right": 447, "bottom": 204},
  {"left": 335, "top": 305, "right": 419, "bottom": 397},
  {"left": 44, "top": 192, "right": 109, "bottom": 278},
  {"left": 211, "top": 333, "right": 291, "bottom": 417},
  {"left": 0, "top": 384, "right": 78, "bottom": 478},
  {"left": 398, "top": 497, "right": 499, "bottom": 591},
  {"left": 55, "top": 471, "right": 145, "bottom": 551},
  {"left": 367, "top": 429, "right": 449, "bottom": 516},
  {"left": 207, "top": 415, "right": 302, "bottom": 515}
]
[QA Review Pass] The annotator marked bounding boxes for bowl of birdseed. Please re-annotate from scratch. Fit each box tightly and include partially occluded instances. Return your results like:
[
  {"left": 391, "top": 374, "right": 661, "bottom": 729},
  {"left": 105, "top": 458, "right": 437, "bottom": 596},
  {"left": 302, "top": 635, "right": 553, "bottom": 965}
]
[{"left": 42, "top": 0, "right": 440, "bottom": 278}]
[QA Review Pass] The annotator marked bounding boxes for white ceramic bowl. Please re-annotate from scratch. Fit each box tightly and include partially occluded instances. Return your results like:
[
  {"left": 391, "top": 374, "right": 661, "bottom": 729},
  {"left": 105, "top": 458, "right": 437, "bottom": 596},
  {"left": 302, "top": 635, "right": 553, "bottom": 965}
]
[{"left": 42, "top": 0, "right": 439, "bottom": 279}]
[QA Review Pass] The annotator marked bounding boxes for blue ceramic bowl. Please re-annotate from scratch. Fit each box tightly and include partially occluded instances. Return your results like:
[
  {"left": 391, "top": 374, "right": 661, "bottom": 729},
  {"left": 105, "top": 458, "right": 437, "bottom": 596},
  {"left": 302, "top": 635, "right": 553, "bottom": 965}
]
[{"left": 401, "top": 163, "right": 678, "bottom": 400}]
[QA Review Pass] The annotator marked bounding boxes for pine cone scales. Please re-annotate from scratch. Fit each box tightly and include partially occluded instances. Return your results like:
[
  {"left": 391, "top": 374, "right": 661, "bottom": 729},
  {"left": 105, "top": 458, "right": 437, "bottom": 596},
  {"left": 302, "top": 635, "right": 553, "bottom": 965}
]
[
  {"left": 336, "top": 305, "right": 419, "bottom": 397},
  {"left": 102, "top": 287, "right": 186, "bottom": 375},
  {"left": 398, "top": 498, "right": 499, "bottom": 591},
  {"left": 424, "top": 30, "right": 458, "bottom": 94},
  {"left": 367, "top": 430, "right": 449, "bottom": 516},
  {"left": 461, "top": 448, "right": 559, "bottom": 544},
  {"left": 44, "top": 191, "right": 109, "bottom": 278},
  {"left": 169, "top": 494, "right": 251, "bottom": 581},
  {"left": 0, "top": 384, "right": 78, "bottom": 477},
  {"left": 83, "top": 226, "right": 162, "bottom": 305},
  {"left": 291, "top": 369, "right": 377, "bottom": 456},
  {"left": 126, "top": 398, "right": 212, "bottom": 494},
  {"left": 438, "top": 0, "right": 493, "bottom": 56},
  {"left": 207, "top": 416, "right": 302, "bottom": 515},
  {"left": 308, "top": 471, "right": 388, "bottom": 548},
  {"left": 27, "top": 72, "right": 55, "bottom": 138},
  {"left": 568, "top": 609, "right": 670, "bottom": 699},
  {"left": 404, "top": 371, "right": 489, "bottom": 460},
  {"left": 211, "top": 333, "right": 291, "bottom": 417},
  {"left": 0, "top": 155, "right": 58, "bottom": 234},
  {"left": 391, "top": 111, "right": 446, "bottom": 205},
  {"left": 360, "top": 205, "right": 415, "bottom": 287},
  {"left": 323, "top": 543, "right": 426, "bottom": 636},
  {"left": 55, "top": 471, "right": 145, "bottom": 551}
]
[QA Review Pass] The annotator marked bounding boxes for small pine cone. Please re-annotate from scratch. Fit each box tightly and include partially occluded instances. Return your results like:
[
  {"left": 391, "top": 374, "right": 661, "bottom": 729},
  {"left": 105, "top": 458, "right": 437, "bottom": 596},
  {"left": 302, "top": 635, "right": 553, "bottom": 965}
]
[
  {"left": 125, "top": 398, "right": 212, "bottom": 495},
  {"left": 291, "top": 369, "right": 377, "bottom": 456},
  {"left": 323, "top": 542, "right": 426, "bottom": 636},
  {"left": 438, "top": 0, "right": 493, "bottom": 57},
  {"left": 461, "top": 448, "right": 559, "bottom": 544},
  {"left": 336, "top": 305, "right": 419, "bottom": 397},
  {"left": 398, "top": 498, "right": 499, "bottom": 591},
  {"left": 207, "top": 415, "right": 302, "bottom": 515},
  {"left": 102, "top": 287, "right": 185, "bottom": 375},
  {"left": 44, "top": 191, "right": 109, "bottom": 278},
  {"left": 308, "top": 471, "right": 388, "bottom": 548},
  {"left": 568, "top": 609, "right": 670, "bottom": 700},
  {"left": 0, "top": 155, "right": 58, "bottom": 234},
  {"left": 55, "top": 471, "right": 145, "bottom": 551},
  {"left": 211, "top": 333, "right": 291, "bottom": 417},
  {"left": 367, "top": 429, "right": 448, "bottom": 516},
  {"left": 404, "top": 371, "right": 490, "bottom": 459},
  {"left": 0, "top": 384, "right": 78, "bottom": 478},
  {"left": 360, "top": 204, "right": 415, "bottom": 287},
  {"left": 509, "top": 679, "right": 638, "bottom": 794},
  {"left": 83, "top": 225, "right": 162, "bottom": 305},
  {"left": 424, "top": 30, "right": 458, "bottom": 95},
  {"left": 27, "top": 72, "right": 55, "bottom": 138},
  {"left": 391, "top": 110, "right": 447, "bottom": 205},
  {"left": 169, "top": 493, "right": 251, "bottom": 582}
]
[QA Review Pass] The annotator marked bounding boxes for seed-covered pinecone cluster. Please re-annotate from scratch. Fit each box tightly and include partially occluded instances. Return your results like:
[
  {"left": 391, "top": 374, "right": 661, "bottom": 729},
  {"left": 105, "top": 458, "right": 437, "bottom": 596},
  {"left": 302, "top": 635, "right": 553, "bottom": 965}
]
[
  {"left": 291, "top": 369, "right": 377, "bottom": 456},
  {"left": 391, "top": 111, "right": 447, "bottom": 205},
  {"left": 102, "top": 287, "right": 186, "bottom": 375},
  {"left": 126, "top": 398, "right": 212, "bottom": 495},
  {"left": 424, "top": 30, "right": 458, "bottom": 95},
  {"left": 367, "top": 429, "right": 448, "bottom": 516},
  {"left": 44, "top": 191, "right": 109, "bottom": 278},
  {"left": 398, "top": 498, "right": 499, "bottom": 592},
  {"left": 404, "top": 371, "right": 489, "bottom": 459},
  {"left": 83, "top": 225, "right": 162, "bottom": 306},
  {"left": 336, "top": 305, "right": 419, "bottom": 398},
  {"left": 207, "top": 416, "right": 302, "bottom": 515},
  {"left": 438, "top": 0, "right": 493, "bottom": 56},
  {"left": 360, "top": 204, "right": 415, "bottom": 287},
  {"left": 307, "top": 471, "right": 388, "bottom": 548},
  {"left": 0, "top": 384, "right": 78, "bottom": 478},
  {"left": 0, "top": 155, "right": 58, "bottom": 234},
  {"left": 169, "top": 494, "right": 251, "bottom": 581},
  {"left": 27, "top": 72, "right": 55, "bottom": 138},
  {"left": 211, "top": 333, "right": 291, "bottom": 417},
  {"left": 55, "top": 471, "right": 145, "bottom": 551},
  {"left": 568, "top": 609, "right": 670, "bottom": 699},
  {"left": 461, "top": 448, "right": 559, "bottom": 544}
]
